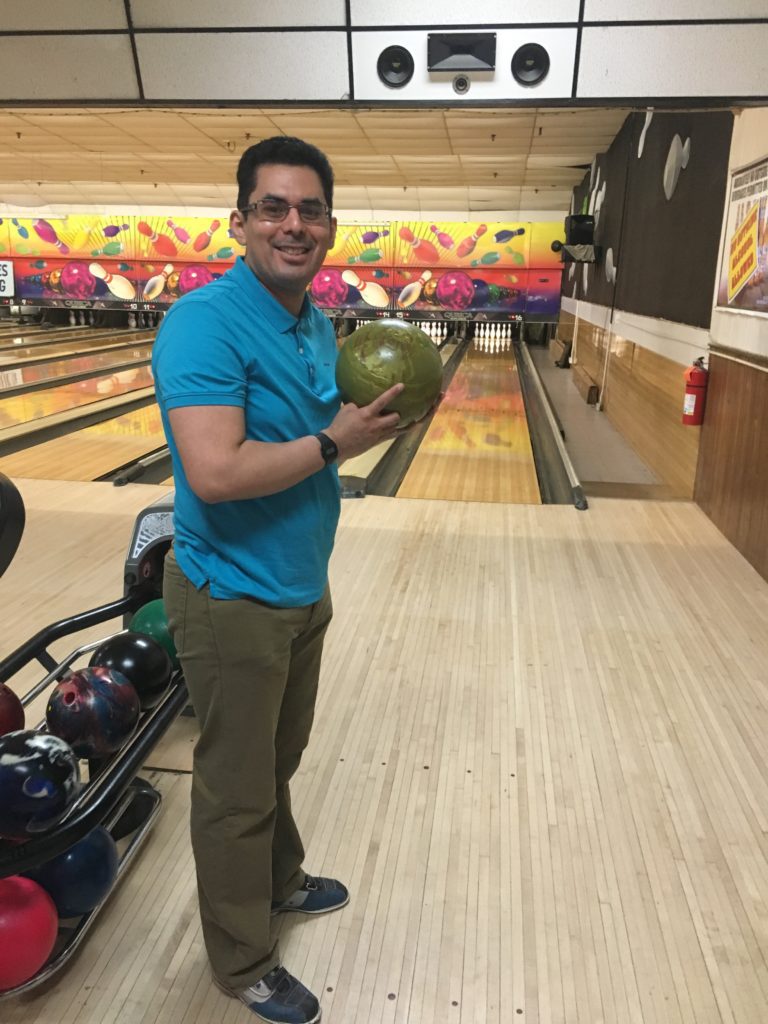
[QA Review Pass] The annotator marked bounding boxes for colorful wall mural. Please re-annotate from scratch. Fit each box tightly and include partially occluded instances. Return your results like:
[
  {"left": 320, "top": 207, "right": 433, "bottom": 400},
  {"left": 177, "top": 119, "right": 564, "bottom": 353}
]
[{"left": 0, "top": 215, "right": 564, "bottom": 318}]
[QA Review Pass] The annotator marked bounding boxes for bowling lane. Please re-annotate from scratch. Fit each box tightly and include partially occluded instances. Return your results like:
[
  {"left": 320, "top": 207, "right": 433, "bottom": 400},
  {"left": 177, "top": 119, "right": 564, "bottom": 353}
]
[
  {"left": 0, "top": 364, "right": 155, "bottom": 431},
  {"left": 0, "top": 328, "right": 154, "bottom": 363},
  {"left": 0, "top": 343, "right": 153, "bottom": 389},
  {"left": 397, "top": 339, "right": 541, "bottom": 504},
  {"left": 0, "top": 403, "right": 166, "bottom": 480}
]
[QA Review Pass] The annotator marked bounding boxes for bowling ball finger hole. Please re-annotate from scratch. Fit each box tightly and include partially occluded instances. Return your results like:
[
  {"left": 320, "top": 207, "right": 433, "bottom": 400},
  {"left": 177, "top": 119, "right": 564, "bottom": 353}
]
[{"left": 64, "top": 693, "right": 76, "bottom": 706}]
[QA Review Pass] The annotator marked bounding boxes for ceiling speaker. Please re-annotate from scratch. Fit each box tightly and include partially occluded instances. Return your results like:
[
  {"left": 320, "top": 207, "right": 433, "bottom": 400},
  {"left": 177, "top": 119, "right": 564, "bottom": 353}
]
[
  {"left": 427, "top": 32, "right": 496, "bottom": 73},
  {"left": 376, "top": 45, "right": 415, "bottom": 88},
  {"left": 511, "top": 43, "right": 550, "bottom": 86}
]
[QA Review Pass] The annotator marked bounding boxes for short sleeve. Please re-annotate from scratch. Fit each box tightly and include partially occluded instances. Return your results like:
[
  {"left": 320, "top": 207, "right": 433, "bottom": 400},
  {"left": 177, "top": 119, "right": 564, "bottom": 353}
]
[{"left": 152, "top": 298, "right": 247, "bottom": 410}]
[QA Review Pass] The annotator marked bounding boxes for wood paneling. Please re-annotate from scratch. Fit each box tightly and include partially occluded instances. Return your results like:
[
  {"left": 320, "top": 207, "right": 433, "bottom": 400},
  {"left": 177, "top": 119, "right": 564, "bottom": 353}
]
[
  {"left": 557, "top": 308, "right": 576, "bottom": 344},
  {"left": 694, "top": 352, "right": 768, "bottom": 581},
  {"left": 572, "top": 318, "right": 607, "bottom": 391},
  {"left": 569, "top": 319, "right": 699, "bottom": 498}
]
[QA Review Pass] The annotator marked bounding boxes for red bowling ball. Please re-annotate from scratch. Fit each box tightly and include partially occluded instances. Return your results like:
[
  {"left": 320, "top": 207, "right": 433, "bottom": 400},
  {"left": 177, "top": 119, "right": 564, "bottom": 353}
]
[
  {"left": 0, "top": 682, "right": 24, "bottom": 735},
  {"left": 0, "top": 876, "right": 59, "bottom": 991},
  {"left": 46, "top": 667, "right": 140, "bottom": 759}
]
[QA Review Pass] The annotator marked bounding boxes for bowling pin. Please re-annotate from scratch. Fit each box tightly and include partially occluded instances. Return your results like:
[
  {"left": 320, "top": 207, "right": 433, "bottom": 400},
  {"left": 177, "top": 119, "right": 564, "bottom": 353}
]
[
  {"left": 143, "top": 263, "right": 174, "bottom": 301},
  {"left": 128, "top": 312, "right": 137, "bottom": 329},
  {"left": 347, "top": 248, "right": 384, "bottom": 264},
  {"left": 361, "top": 229, "right": 389, "bottom": 244},
  {"left": 397, "top": 270, "right": 432, "bottom": 308},
  {"left": 456, "top": 224, "right": 487, "bottom": 259},
  {"left": 430, "top": 225, "right": 455, "bottom": 250},
  {"left": 341, "top": 270, "right": 389, "bottom": 308},
  {"left": 398, "top": 226, "right": 439, "bottom": 263},
  {"left": 68, "top": 310, "right": 76, "bottom": 326},
  {"left": 78, "top": 310, "right": 86, "bottom": 326},
  {"left": 194, "top": 220, "right": 220, "bottom": 253},
  {"left": 33, "top": 218, "right": 69, "bottom": 255},
  {"left": 493, "top": 228, "right": 525, "bottom": 244},
  {"left": 89, "top": 262, "right": 136, "bottom": 300},
  {"left": 137, "top": 221, "right": 178, "bottom": 258},
  {"left": 167, "top": 219, "right": 191, "bottom": 244}
]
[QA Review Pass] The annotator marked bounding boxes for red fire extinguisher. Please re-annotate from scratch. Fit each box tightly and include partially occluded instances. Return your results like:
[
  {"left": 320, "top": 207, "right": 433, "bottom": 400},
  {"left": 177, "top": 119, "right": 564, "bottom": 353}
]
[{"left": 682, "top": 356, "right": 708, "bottom": 426}]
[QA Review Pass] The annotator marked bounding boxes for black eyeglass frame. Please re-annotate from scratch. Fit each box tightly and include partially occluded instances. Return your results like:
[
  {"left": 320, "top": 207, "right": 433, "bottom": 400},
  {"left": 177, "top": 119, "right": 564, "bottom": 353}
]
[{"left": 239, "top": 199, "right": 332, "bottom": 223}]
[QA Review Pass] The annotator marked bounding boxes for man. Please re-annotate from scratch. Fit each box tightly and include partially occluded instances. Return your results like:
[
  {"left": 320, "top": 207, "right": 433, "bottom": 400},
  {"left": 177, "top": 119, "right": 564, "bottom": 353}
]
[{"left": 152, "top": 136, "right": 403, "bottom": 1024}]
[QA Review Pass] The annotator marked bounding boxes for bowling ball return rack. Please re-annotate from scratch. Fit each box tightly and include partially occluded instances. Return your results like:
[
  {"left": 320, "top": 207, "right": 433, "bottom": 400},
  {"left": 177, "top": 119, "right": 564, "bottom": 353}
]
[{"left": 0, "top": 491, "right": 183, "bottom": 999}]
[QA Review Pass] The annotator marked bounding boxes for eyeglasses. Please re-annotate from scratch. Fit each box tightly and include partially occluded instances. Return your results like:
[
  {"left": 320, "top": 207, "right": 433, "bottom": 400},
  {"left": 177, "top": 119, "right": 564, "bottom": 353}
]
[{"left": 240, "top": 198, "right": 330, "bottom": 224}]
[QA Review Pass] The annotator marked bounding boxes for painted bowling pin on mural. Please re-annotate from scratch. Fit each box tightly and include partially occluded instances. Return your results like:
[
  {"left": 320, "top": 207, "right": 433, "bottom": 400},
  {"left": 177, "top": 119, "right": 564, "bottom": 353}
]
[
  {"left": 398, "top": 226, "right": 439, "bottom": 263},
  {"left": 430, "top": 224, "right": 455, "bottom": 250},
  {"left": 397, "top": 270, "right": 432, "bottom": 308},
  {"left": 361, "top": 229, "right": 389, "bottom": 244},
  {"left": 143, "top": 263, "right": 175, "bottom": 301},
  {"left": 341, "top": 269, "right": 389, "bottom": 308},
  {"left": 194, "top": 220, "right": 220, "bottom": 253},
  {"left": 166, "top": 219, "right": 191, "bottom": 244},
  {"left": 137, "top": 221, "right": 178, "bottom": 258},
  {"left": 89, "top": 262, "right": 136, "bottom": 300},
  {"left": 33, "top": 219, "right": 69, "bottom": 255},
  {"left": 456, "top": 224, "right": 487, "bottom": 259}
]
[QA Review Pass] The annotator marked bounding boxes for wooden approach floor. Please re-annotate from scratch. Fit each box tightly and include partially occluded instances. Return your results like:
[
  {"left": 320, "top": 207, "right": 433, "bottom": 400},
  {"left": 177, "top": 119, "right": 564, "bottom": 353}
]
[
  {"left": 2, "top": 480, "right": 768, "bottom": 1024},
  {"left": 398, "top": 343, "right": 541, "bottom": 504}
]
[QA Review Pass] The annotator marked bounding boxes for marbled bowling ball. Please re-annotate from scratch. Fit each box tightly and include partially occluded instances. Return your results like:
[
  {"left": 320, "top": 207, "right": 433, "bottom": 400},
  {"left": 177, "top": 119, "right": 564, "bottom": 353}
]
[
  {"left": 45, "top": 268, "right": 62, "bottom": 294},
  {"left": 166, "top": 271, "right": 181, "bottom": 296},
  {"left": 46, "top": 667, "right": 140, "bottom": 759},
  {"left": 472, "top": 279, "right": 491, "bottom": 306},
  {"left": 178, "top": 265, "right": 214, "bottom": 295},
  {"left": 310, "top": 268, "right": 348, "bottom": 306},
  {"left": 336, "top": 318, "right": 443, "bottom": 427},
  {"left": 422, "top": 276, "right": 438, "bottom": 302},
  {"left": 60, "top": 261, "right": 97, "bottom": 299},
  {"left": 89, "top": 632, "right": 173, "bottom": 711},
  {"left": 0, "top": 730, "right": 80, "bottom": 839},
  {"left": 435, "top": 270, "right": 474, "bottom": 310}
]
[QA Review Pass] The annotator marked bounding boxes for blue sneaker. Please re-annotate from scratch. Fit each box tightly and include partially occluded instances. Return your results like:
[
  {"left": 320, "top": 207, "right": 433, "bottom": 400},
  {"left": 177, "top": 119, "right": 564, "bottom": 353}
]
[
  {"left": 216, "top": 966, "right": 321, "bottom": 1023},
  {"left": 271, "top": 875, "right": 349, "bottom": 916}
]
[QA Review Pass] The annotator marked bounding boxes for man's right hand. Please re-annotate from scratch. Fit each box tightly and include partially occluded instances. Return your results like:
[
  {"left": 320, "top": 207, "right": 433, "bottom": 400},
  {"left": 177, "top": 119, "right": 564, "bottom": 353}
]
[{"left": 323, "top": 383, "right": 404, "bottom": 460}]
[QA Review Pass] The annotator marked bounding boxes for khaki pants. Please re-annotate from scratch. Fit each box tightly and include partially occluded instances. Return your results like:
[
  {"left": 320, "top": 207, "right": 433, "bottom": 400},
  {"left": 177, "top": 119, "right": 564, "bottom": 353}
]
[{"left": 163, "top": 548, "right": 333, "bottom": 989}]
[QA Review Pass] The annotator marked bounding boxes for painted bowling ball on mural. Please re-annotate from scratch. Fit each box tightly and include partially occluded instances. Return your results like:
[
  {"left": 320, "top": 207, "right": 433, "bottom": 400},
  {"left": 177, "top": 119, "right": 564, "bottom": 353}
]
[
  {"left": 336, "top": 319, "right": 443, "bottom": 427},
  {"left": 0, "top": 730, "right": 80, "bottom": 839},
  {"left": 435, "top": 270, "right": 474, "bottom": 310},
  {"left": 177, "top": 265, "right": 214, "bottom": 295},
  {"left": 311, "top": 268, "right": 348, "bottom": 307},
  {"left": 46, "top": 667, "right": 140, "bottom": 759},
  {"left": 59, "top": 261, "right": 97, "bottom": 299},
  {"left": 472, "top": 279, "right": 491, "bottom": 306}
]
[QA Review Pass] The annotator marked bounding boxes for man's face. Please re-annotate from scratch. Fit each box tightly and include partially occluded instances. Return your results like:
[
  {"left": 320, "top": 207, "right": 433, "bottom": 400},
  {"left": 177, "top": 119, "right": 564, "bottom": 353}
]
[{"left": 229, "top": 163, "right": 337, "bottom": 306}]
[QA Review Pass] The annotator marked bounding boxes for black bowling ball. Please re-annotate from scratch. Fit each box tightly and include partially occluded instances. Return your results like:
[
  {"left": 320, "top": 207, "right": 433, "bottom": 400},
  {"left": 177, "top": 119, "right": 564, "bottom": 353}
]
[{"left": 89, "top": 631, "right": 173, "bottom": 711}]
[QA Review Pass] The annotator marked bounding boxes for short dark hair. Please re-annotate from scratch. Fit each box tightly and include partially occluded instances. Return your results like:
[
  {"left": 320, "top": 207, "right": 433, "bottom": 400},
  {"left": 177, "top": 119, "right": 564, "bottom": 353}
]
[{"left": 236, "top": 136, "right": 334, "bottom": 213}]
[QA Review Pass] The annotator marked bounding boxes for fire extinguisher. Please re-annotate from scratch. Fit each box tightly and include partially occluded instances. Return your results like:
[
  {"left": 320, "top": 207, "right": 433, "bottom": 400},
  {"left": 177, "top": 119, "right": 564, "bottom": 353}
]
[{"left": 682, "top": 356, "right": 708, "bottom": 426}]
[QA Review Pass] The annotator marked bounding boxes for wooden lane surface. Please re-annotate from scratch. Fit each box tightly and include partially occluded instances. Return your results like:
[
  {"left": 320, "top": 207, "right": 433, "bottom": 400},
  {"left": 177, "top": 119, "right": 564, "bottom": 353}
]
[
  {"left": 0, "top": 324, "right": 116, "bottom": 347},
  {"left": 0, "top": 364, "right": 155, "bottom": 431},
  {"left": 398, "top": 342, "right": 541, "bottom": 503},
  {"left": 0, "top": 343, "right": 153, "bottom": 389},
  {"left": 2, "top": 486, "right": 768, "bottom": 1023},
  {"left": 0, "top": 402, "right": 166, "bottom": 480},
  {"left": 0, "top": 329, "right": 154, "bottom": 364}
]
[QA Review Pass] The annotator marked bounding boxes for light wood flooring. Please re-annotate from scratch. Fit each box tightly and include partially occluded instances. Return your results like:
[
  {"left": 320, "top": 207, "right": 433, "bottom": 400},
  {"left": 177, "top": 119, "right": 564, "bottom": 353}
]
[{"left": 1, "top": 480, "right": 767, "bottom": 1023}]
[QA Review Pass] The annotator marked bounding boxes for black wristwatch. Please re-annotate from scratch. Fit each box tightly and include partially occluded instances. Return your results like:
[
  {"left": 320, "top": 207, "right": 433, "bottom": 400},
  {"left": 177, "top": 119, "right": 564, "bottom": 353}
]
[{"left": 314, "top": 431, "right": 339, "bottom": 466}]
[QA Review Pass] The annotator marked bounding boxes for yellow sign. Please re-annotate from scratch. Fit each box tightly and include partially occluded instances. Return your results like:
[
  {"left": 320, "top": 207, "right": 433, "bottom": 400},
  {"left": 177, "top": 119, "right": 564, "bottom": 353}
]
[{"left": 728, "top": 202, "right": 759, "bottom": 302}]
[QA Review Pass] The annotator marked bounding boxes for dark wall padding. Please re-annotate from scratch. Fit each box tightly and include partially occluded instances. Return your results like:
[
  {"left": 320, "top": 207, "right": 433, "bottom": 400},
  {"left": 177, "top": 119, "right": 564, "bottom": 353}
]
[{"left": 616, "top": 110, "right": 734, "bottom": 329}]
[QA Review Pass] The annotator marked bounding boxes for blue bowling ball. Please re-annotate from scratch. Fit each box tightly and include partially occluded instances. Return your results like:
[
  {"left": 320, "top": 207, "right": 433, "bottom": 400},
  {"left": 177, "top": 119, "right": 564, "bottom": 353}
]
[
  {"left": 26, "top": 826, "right": 119, "bottom": 918},
  {"left": 0, "top": 730, "right": 80, "bottom": 839}
]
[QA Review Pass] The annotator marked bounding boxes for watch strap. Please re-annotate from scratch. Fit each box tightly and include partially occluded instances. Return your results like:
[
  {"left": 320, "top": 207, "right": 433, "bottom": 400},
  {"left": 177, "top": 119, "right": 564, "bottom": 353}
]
[{"left": 314, "top": 431, "right": 339, "bottom": 465}]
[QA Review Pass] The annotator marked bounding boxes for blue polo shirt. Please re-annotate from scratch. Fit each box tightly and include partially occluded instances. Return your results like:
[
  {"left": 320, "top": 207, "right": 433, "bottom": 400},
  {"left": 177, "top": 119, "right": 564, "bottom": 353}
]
[{"left": 152, "top": 256, "right": 341, "bottom": 606}]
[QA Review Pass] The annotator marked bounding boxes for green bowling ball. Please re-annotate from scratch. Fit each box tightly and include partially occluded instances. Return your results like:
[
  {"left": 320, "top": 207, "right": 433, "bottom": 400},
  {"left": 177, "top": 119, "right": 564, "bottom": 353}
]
[
  {"left": 129, "top": 599, "right": 178, "bottom": 668},
  {"left": 336, "top": 319, "right": 443, "bottom": 427}
]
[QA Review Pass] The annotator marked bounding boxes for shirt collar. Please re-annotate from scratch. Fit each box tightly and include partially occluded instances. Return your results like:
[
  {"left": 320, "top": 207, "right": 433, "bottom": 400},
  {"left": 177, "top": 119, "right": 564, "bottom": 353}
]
[{"left": 231, "top": 256, "right": 312, "bottom": 333}]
